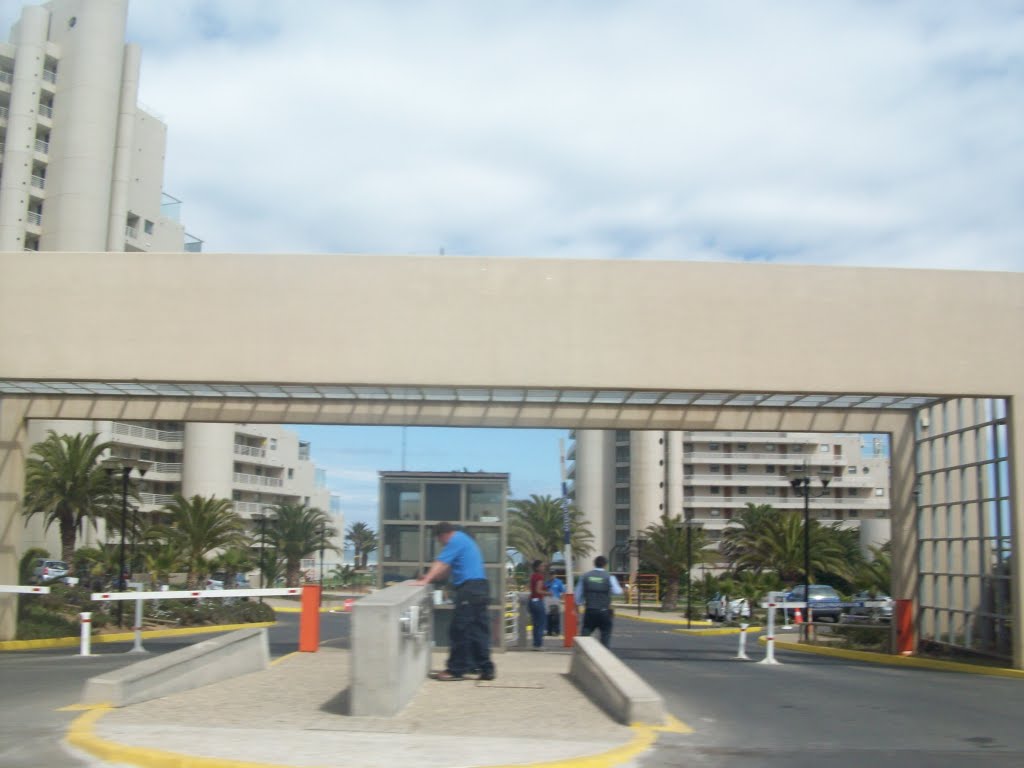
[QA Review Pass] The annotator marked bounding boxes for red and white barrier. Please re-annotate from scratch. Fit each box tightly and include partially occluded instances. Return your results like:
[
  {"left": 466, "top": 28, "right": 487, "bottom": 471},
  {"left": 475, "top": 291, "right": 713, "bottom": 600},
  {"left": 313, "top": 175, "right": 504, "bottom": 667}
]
[
  {"left": 735, "top": 623, "right": 750, "bottom": 660},
  {"left": 79, "top": 612, "right": 92, "bottom": 656},
  {"left": 0, "top": 584, "right": 51, "bottom": 594}
]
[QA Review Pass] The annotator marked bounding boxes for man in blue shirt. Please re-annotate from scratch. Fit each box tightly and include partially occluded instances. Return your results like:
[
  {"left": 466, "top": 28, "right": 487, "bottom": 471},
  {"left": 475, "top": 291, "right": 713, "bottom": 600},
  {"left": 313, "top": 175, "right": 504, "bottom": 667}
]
[
  {"left": 545, "top": 571, "right": 566, "bottom": 636},
  {"left": 415, "top": 522, "right": 495, "bottom": 681}
]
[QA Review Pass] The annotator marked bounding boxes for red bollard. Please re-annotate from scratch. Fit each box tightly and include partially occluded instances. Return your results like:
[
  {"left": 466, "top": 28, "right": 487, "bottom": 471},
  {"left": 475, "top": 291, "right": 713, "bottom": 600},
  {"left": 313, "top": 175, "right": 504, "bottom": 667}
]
[
  {"left": 299, "top": 585, "right": 321, "bottom": 652},
  {"left": 562, "top": 595, "right": 578, "bottom": 648},
  {"left": 895, "top": 598, "right": 914, "bottom": 655}
]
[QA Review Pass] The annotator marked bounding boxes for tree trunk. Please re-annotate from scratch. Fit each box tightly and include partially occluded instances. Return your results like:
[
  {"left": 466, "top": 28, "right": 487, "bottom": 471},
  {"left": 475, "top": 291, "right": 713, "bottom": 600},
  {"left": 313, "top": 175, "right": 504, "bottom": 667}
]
[
  {"left": 60, "top": 521, "right": 76, "bottom": 570},
  {"left": 662, "top": 576, "right": 680, "bottom": 611}
]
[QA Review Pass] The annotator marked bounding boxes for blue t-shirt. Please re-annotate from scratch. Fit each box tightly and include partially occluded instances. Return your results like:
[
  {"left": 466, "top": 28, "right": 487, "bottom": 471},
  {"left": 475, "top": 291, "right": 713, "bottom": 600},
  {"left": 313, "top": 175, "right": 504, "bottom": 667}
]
[
  {"left": 437, "top": 530, "right": 486, "bottom": 585},
  {"left": 547, "top": 577, "right": 566, "bottom": 599}
]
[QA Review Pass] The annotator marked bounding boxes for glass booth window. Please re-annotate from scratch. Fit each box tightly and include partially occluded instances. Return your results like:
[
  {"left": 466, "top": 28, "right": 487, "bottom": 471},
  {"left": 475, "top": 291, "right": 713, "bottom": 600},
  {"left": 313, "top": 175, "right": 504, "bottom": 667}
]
[
  {"left": 467, "top": 484, "right": 503, "bottom": 522},
  {"left": 464, "top": 526, "right": 502, "bottom": 563},
  {"left": 425, "top": 483, "right": 461, "bottom": 521},
  {"left": 383, "top": 525, "right": 421, "bottom": 562},
  {"left": 384, "top": 483, "right": 421, "bottom": 520}
]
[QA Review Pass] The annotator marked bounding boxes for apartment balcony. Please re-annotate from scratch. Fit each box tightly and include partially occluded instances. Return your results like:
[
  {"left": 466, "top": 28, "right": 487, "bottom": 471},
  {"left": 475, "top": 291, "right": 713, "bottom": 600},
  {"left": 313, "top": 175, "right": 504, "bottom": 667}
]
[
  {"left": 42, "top": 69, "right": 56, "bottom": 84},
  {"left": 686, "top": 451, "right": 845, "bottom": 465},
  {"left": 34, "top": 138, "right": 48, "bottom": 154},
  {"left": 686, "top": 473, "right": 793, "bottom": 485},
  {"left": 30, "top": 174, "right": 45, "bottom": 191},
  {"left": 125, "top": 224, "right": 138, "bottom": 240},
  {"left": 686, "top": 431, "right": 821, "bottom": 444},
  {"left": 145, "top": 461, "right": 182, "bottom": 481},
  {"left": 0, "top": 105, "right": 7, "bottom": 120},
  {"left": 139, "top": 492, "right": 176, "bottom": 509},
  {"left": 38, "top": 103, "right": 52, "bottom": 119},
  {"left": 233, "top": 500, "right": 272, "bottom": 517},
  {"left": 685, "top": 495, "right": 889, "bottom": 509},
  {"left": 26, "top": 210, "right": 41, "bottom": 227},
  {"left": 233, "top": 472, "right": 283, "bottom": 488},
  {"left": 0, "top": 71, "right": 11, "bottom": 85},
  {"left": 234, "top": 443, "right": 267, "bottom": 459},
  {"left": 111, "top": 421, "right": 184, "bottom": 444}
]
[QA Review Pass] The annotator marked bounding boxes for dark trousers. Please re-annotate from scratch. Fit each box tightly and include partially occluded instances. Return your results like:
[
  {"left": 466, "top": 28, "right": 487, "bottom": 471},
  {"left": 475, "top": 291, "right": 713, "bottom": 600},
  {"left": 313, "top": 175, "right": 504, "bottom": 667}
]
[
  {"left": 529, "top": 598, "right": 547, "bottom": 647},
  {"left": 547, "top": 604, "right": 561, "bottom": 635},
  {"left": 447, "top": 579, "right": 494, "bottom": 676},
  {"left": 582, "top": 608, "right": 614, "bottom": 647}
]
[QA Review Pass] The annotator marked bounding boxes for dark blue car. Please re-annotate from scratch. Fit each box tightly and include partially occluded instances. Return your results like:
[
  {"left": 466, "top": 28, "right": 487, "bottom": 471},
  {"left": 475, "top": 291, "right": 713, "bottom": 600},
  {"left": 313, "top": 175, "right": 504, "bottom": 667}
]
[{"left": 786, "top": 584, "right": 843, "bottom": 622}]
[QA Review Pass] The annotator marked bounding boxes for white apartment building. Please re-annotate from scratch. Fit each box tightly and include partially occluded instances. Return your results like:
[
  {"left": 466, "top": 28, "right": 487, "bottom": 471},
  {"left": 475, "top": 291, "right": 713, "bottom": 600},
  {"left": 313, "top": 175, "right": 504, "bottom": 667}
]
[
  {"left": 568, "top": 430, "right": 891, "bottom": 571},
  {"left": 3, "top": 1, "right": 341, "bottom": 560}
]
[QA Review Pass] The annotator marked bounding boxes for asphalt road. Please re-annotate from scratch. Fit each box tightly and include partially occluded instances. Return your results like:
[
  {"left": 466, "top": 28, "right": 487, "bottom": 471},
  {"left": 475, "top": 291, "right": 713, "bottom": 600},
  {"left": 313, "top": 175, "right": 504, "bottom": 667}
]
[
  {"left": 0, "top": 610, "right": 350, "bottom": 768},
  {"left": 613, "top": 616, "right": 1024, "bottom": 768}
]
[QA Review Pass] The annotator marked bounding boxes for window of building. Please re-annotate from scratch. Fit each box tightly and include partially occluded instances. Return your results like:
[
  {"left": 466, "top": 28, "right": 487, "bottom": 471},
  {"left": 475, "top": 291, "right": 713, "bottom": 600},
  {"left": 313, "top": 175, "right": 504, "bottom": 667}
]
[
  {"left": 288, "top": 468, "right": 294, "bottom": 480},
  {"left": 765, "top": 488, "right": 777, "bottom": 496},
  {"left": 848, "top": 510, "right": 859, "bottom": 518},
  {"left": 144, "top": 220, "right": 154, "bottom": 235},
  {"left": 820, "top": 444, "right": 829, "bottom": 452},
  {"left": 738, "top": 487, "right": 748, "bottom": 495},
  {"left": 708, "top": 443, "right": 720, "bottom": 451},
  {"left": 615, "top": 509, "right": 630, "bottom": 526},
  {"left": 765, "top": 465, "right": 776, "bottom": 474},
  {"left": 848, "top": 466, "right": 858, "bottom": 473},
  {"left": 736, "top": 443, "right": 748, "bottom": 451},
  {"left": 710, "top": 464, "right": 720, "bottom": 473},
  {"left": 848, "top": 488, "right": 858, "bottom": 496},
  {"left": 615, "top": 488, "right": 630, "bottom": 504},
  {"left": 709, "top": 509, "right": 721, "bottom": 517},
  {"left": 765, "top": 444, "right": 776, "bottom": 451},
  {"left": 738, "top": 464, "right": 748, "bottom": 473},
  {"left": 140, "top": 449, "right": 152, "bottom": 461},
  {"left": 875, "top": 488, "right": 885, "bottom": 496},
  {"left": 710, "top": 486, "right": 720, "bottom": 494}
]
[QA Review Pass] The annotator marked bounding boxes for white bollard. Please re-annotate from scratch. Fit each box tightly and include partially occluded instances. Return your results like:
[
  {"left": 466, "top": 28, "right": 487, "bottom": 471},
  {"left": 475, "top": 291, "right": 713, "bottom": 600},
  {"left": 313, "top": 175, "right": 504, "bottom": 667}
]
[
  {"left": 735, "top": 622, "right": 750, "bottom": 660},
  {"left": 758, "top": 603, "right": 781, "bottom": 665},
  {"left": 130, "top": 597, "right": 145, "bottom": 653},
  {"left": 79, "top": 612, "right": 92, "bottom": 656}
]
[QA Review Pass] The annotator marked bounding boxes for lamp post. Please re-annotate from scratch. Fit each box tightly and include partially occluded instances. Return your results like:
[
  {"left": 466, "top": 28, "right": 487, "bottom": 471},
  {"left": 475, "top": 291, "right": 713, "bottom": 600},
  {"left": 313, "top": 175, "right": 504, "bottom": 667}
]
[
  {"left": 680, "top": 513, "right": 703, "bottom": 630},
  {"left": 318, "top": 524, "right": 327, "bottom": 604},
  {"left": 254, "top": 507, "right": 274, "bottom": 604},
  {"left": 104, "top": 459, "right": 149, "bottom": 627},
  {"left": 629, "top": 534, "right": 646, "bottom": 616},
  {"left": 788, "top": 461, "right": 832, "bottom": 640}
]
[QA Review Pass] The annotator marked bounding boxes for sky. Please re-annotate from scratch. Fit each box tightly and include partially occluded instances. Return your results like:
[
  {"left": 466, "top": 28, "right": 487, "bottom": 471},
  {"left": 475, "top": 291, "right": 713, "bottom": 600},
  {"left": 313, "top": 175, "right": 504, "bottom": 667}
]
[{"left": 3, "top": 1, "right": 1020, "bottom": 534}]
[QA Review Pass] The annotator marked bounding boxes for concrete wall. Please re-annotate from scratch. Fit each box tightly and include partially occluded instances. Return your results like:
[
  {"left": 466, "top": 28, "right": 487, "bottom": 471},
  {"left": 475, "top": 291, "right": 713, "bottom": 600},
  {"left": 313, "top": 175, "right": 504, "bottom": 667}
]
[{"left": 349, "top": 583, "right": 433, "bottom": 716}]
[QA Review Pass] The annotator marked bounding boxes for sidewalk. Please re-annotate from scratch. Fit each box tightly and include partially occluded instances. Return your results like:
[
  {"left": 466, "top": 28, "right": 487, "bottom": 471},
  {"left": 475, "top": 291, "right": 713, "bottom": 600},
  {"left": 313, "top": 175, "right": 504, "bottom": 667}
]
[{"left": 68, "top": 644, "right": 645, "bottom": 768}]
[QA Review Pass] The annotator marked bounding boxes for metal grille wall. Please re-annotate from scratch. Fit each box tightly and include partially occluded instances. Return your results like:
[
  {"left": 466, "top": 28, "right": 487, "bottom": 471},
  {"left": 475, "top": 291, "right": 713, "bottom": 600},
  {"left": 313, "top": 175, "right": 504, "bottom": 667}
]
[{"left": 916, "top": 398, "right": 1013, "bottom": 660}]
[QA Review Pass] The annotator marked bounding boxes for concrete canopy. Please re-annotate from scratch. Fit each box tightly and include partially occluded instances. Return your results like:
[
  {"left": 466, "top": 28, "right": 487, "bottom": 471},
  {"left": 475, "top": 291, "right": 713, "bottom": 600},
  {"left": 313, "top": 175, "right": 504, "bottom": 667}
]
[{"left": 0, "top": 252, "right": 1021, "bottom": 661}]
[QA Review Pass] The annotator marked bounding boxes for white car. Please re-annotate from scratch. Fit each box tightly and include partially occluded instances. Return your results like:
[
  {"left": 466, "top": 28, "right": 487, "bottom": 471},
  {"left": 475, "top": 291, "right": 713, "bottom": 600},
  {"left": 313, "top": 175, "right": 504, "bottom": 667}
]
[{"left": 706, "top": 594, "right": 751, "bottom": 621}]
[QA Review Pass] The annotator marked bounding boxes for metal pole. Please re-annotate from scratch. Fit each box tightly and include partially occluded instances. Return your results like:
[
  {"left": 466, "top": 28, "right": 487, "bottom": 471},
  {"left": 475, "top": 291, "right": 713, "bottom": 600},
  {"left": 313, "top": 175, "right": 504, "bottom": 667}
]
[
  {"left": 803, "top": 481, "right": 810, "bottom": 643},
  {"left": 319, "top": 526, "right": 326, "bottom": 606},
  {"left": 258, "top": 514, "right": 268, "bottom": 604},
  {"left": 686, "top": 522, "right": 693, "bottom": 630},
  {"left": 118, "top": 468, "right": 128, "bottom": 627}
]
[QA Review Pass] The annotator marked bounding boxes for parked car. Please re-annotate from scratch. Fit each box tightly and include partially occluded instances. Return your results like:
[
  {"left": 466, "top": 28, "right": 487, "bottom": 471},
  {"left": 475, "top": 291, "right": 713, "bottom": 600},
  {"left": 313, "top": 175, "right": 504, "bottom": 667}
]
[
  {"left": 30, "top": 558, "right": 69, "bottom": 585},
  {"left": 786, "top": 584, "right": 843, "bottom": 622},
  {"left": 848, "top": 591, "right": 894, "bottom": 622},
  {"left": 204, "top": 577, "right": 225, "bottom": 590},
  {"left": 706, "top": 594, "right": 751, "bottom": 621}
]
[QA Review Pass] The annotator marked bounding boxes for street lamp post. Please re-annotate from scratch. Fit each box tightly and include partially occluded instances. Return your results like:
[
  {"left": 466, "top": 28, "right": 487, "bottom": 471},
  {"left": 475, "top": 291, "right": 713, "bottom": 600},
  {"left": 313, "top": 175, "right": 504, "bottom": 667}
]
[
  {"left": 789, "top": 462, "right": 832, "bottom": 640},
  {"left": 683, "top": 514, "right": 703, "bottom": 630},
  {"left": 629, "top": 535, "right": 646, "bottom": 616},
  {"left": 318, "top": 524, "right": 326, "bottom": 604},
  {"left": 254, "top": 507, "right": 274, "bottom": 604},
  {"left": 104, "top": 460, "right": 149, "bottom": 627}
]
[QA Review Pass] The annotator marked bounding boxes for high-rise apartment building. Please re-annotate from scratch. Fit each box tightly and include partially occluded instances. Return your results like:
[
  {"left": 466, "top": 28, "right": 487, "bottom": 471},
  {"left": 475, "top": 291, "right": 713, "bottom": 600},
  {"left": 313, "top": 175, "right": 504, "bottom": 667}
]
[
  {"left": 568, "top": 430, "right": 891, "bottom": 571},
  {"left": 3, "top": 1, "right": 341, "bottom": 561}
]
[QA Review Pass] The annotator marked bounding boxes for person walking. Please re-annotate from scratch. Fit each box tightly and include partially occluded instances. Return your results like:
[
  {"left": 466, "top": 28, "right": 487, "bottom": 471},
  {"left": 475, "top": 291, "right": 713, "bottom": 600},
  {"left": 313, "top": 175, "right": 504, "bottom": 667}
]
[
  {"left": 414, "top": 522, "right": 495, "bottom": 681},
  {"left": 545, "top": 569, "right": 566, "bottom": 636},
  {"left": 528, "top": 559, "right": 548, "bottom": 649},
  {"left": 574, "top": 555, "right": 624, "bottom": 648}
]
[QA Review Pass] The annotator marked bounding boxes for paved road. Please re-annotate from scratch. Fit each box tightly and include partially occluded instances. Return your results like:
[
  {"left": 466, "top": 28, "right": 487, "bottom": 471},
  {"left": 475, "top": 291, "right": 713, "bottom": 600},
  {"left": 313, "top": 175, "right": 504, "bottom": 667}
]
[
  {"left": 614, "top": 616, "right": 1024, "bottom": 768},
  {"left": 0, "top": 611, "right": 350, "bottom": 767}
]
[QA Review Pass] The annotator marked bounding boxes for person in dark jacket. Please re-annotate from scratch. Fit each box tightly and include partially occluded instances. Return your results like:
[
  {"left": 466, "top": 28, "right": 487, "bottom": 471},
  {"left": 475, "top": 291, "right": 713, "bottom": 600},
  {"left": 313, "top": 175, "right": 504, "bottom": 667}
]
[{"left": 574, "top": 555, "right": 624, "bottom": 648}]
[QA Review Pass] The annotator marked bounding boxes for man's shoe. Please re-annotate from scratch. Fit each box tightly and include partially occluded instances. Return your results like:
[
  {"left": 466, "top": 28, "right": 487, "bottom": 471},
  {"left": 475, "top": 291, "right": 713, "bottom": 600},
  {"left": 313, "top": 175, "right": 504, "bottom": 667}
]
[
  {"left": 478, "top": 670, "right": 496, "bottom": 681},
  {"left": 430, "top": 670, "right": 465, "bottom": 681}
]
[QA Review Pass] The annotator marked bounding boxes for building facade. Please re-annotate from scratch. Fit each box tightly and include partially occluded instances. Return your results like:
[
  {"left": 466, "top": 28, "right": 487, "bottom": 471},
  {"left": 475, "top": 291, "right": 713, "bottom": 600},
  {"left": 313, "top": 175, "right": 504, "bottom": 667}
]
[
  {"left": 568, "top": 430, "right": 891, "bottom": 571},
  {"left": 4, "top": 1, "right": 339, "bottom": 561}
]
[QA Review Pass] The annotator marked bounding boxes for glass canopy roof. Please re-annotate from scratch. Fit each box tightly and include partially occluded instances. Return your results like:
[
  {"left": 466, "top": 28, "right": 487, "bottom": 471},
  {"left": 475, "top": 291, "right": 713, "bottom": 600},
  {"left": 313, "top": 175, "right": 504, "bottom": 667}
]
[{"left": 0, "top": 380, "right": 943, "bottom": 410}]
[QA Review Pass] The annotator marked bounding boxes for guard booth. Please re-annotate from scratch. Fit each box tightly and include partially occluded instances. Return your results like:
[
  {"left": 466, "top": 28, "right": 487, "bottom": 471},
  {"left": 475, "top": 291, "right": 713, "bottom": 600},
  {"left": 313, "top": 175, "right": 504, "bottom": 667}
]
[{"left": 377, "top": 471, "right": 509, "bottom": 648}]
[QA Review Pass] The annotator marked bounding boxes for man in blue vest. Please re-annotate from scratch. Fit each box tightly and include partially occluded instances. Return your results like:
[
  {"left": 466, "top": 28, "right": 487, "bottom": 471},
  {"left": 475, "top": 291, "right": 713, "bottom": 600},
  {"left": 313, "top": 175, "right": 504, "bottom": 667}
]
[
  {"left": 415, "top": 522, "right": 495, "bottom": 681},
  {"left": 574, "top": 555, "right": 624, "bottom": 648}
]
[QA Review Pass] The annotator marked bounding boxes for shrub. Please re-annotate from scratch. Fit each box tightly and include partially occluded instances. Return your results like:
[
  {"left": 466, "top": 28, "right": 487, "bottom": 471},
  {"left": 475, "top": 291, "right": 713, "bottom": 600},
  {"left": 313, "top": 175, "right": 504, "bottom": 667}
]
[{"left": 16, "top": 603, "right": 79, "bottom": 640}]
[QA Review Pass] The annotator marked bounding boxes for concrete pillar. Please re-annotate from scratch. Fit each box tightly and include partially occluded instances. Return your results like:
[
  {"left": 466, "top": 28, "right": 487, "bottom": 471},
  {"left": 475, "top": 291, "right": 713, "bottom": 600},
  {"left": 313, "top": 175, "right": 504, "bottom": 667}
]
[
  {"left": 666, "top": 431, "right": 684, "bottom": 518},
  {"left": 888, "top": 414, "right": 917, "bottom": 604},
  {"left": 575, "top": 430, "right": 614, "bottom": 564},
  {"left": 105, "top": 43, "right": 140, "bottom": 251},
  {"left": 0, "top": 399, "right": 30, "bottom": 640},
  {"left": 182, "top": 423, "right": 235, "bottom": 499},
  {"left": 1008, "top": 394, "right": 1024, "bottom": 669}
]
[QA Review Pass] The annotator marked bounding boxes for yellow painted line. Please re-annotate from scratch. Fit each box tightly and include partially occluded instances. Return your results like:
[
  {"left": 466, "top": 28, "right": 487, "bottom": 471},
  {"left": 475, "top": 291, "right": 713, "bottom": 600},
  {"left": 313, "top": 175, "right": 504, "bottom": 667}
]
[
  {"left": 757, "top": 636, "right": 1024, "bottom": 679},
  {"left": 675, "top": 626, "right": 763, "bottom": 637},
  {"left": 270, "top": 606, "right": 333, "bottom": 614},
  {"left": 66, "top": 706, "right": 321, "bottom": 768},
  {"left": 57, "top": 702, "right": 112, "bottom": 711},
  {"left": 617, "top": 613, "right": 715, "bottom": 627},
  {"left": 270, "top": 651, "right": 299, "bottom": 667},
  {"left": 0, "top": 621, "right": 276, "bottom": 651}
]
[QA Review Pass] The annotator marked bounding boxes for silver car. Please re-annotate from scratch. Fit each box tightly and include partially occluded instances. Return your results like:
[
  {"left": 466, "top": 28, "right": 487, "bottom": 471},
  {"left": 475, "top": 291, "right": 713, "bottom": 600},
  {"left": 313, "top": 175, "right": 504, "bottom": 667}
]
[
  {"left": 848, "top": 591, "right": 894, "bottom": 622},
  {"left": 31, "top": 558, "right": 69, "bottom": 584}
]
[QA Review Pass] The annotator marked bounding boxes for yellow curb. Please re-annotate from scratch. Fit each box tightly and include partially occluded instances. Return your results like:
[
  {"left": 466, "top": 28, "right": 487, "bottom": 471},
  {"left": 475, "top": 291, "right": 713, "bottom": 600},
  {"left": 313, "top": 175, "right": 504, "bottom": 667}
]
[
  {"left": 67, "top": 706, "right": 308, "bottom": 768},
  {"left": 65, "top": 691, "right": 675, "bottom": 768},
  {"left": 617, "top": 613, "right": 715, "bottom": 627},
  {"left": 0, "top": 621, "right": 276, "bottom": 651},
  {"left": 756, "top": 636, "right": 1024, "bottom": 679},
  {"left": 270, "top": 606, "right": 333, "bottom": 614},
  {"left": 675, "top": 626, "right": 763, "bottom": 637},
  {"left": 270, "top": 651, "right": 299, "bottom": 667}
]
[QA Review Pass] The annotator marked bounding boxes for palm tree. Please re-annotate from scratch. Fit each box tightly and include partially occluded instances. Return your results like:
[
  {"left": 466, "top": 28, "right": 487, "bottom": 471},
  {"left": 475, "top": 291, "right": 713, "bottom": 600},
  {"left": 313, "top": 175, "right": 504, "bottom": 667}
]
[
  {"left": 22, "top": 431, "right": 119, "bottom": 565},
  {"left": 719, "top": 503, "right": 777, "bottom": 573},
  {"left": 265, "top": 503, "right": 338, "bottom": 586},
  {"left": 161, "top": 494, "right": 246, "bottom": 587},
  {"left": 345, "top": 522, "right": 378, "bottom": 570},
  {"left": 507, "top": 494, "right": 594, "bottom": 565},
  {"left": 856, "top": 543, "right": 891, "bottom": 595},
  {"left": 639, "top": 512, "right": 711, "bottom": 611},
  {"left": 209, "top": 546, "right": 256, "bottom": 587},
  {"left": 142, "top": 543, "right": 183, "bottom": 588}
]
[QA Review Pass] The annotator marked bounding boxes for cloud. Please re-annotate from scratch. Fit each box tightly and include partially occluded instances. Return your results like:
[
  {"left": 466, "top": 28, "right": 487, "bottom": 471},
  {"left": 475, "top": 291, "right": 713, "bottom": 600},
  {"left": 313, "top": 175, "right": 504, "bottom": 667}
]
[{"left": 96, "top": 0, "right": 1021, "bottom": 271}]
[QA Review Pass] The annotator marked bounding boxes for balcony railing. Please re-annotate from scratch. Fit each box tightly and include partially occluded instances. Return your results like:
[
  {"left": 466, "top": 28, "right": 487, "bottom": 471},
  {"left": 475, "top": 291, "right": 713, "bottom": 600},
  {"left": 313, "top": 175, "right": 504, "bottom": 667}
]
[
  {"left": 0, "top": 106, "right": 7, "bottom": 119},
  {"left": 686, "top": 451, "right": 843, "bottom": 463},
  {"left": 234, "top": 444, "right": 267, "bottom": 459},
  {"left": 111, "top": 421, "right": 184, "bottom": 443},
  {"left": 0, "top": 71, "right": 12, "bottom": 84},
  {"left": 27, "top": 211, "right": 41, "bottom": 226},
  {"left": 30, "top": 175, "right": 45, "bottom": 189},
  {"left": 125, "top": 224, "right": 138, "bottom": 239},
  {"left": 42, "top": 69, "right": 56, "bottom": 84},
  {"left": 149, "top": 462, "right": 182, "bottom": 474},
  {"left": 34, "top": 139, "right": 49, "bottom": 154},
  {"left": 38, "top": 103, "right": 52, "bottom": 118},
  {"left": 139, "top": 492, "right": 176, "bottom": 507},
  {"left": 233, "top": 472, "right": 283, "bottom": 488},
  {"left": 685, "top": 495, "right": 888, "bottom": 507}
]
